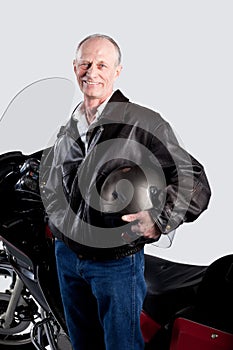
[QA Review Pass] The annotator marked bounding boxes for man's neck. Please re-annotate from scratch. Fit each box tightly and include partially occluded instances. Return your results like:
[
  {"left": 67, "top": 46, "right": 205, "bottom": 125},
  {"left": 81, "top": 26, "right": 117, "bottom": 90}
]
[
  {"left": 85, "top": 107, "right": 98, "bottom": 124},
  {"left": 83, "top": 92, "right": 113, "bottom": 124}
]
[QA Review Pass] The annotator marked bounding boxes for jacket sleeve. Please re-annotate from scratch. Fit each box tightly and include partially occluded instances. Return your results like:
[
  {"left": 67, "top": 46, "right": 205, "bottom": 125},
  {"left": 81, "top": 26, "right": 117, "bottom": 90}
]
[
  {"left": 39, "top": 124, "right": 84, "bottom": 239},
  {"left": 148, "top": 120, "right": 211, "bottom": 234},
  {"left": 39, "top": 142, "right": 67, "bottom": 239}
]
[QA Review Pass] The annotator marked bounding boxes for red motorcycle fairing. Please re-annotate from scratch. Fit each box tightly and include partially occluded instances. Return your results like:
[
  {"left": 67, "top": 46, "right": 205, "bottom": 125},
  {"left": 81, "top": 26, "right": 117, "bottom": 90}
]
[{"left": 170, "top": 318, "right": 233, "bottom": 350}]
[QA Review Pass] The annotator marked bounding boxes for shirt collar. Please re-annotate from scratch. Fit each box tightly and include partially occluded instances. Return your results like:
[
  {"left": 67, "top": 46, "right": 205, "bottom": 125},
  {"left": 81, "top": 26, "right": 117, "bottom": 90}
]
[{"left": 73, "top": 92, "right": 113, "bottom": 125}]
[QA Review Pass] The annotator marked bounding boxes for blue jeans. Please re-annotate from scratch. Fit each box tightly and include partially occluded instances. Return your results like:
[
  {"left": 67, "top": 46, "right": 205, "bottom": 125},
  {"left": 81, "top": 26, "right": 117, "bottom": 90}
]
[{"left": 55, "top": 240, "right": 146, "bottom": 350}]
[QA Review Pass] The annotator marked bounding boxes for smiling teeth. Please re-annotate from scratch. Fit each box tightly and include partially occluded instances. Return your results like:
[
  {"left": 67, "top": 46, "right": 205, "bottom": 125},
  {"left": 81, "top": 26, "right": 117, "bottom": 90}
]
[{"left": 86, "top": 81, "right": 98, "bottom": 85}]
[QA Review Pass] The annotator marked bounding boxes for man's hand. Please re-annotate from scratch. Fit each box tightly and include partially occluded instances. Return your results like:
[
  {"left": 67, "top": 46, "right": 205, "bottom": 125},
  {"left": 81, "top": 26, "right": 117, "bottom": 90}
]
[{"left": 121, "top": 211, "right": 161, "bottom": 239}]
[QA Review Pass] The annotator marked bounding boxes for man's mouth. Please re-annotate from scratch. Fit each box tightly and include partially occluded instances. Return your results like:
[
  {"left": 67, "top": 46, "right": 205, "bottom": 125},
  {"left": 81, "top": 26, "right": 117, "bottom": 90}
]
[{"left": 83, "top": 80, "right": 100, "bottom": 85}]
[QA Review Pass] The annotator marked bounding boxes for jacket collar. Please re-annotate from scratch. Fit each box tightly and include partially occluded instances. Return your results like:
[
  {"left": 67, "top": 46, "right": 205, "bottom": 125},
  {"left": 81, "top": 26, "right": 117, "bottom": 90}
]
[
  {"left": 61, "top": 89, "right": 130, "bottom": 139},
  {"left": 100, "top": 89, "right": 130, "bottom": 123},
  {"left": 108, "top": 89, "right": 129, "bottom": 103}
]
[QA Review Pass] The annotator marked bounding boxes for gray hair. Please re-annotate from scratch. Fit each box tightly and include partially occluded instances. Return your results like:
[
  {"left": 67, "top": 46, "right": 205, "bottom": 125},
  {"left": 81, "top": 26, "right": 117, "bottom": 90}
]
[{"left": 75, "top": 34, "right": 122, "bottom": 65}]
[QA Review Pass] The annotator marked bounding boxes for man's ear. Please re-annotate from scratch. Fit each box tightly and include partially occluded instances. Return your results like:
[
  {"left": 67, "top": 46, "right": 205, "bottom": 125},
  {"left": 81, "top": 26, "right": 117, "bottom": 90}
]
[
  {"left": 73, "top": 59, "right": 77, "bottom": 74},
  {"left": 115, "top": 64, "right": 123, "bottom": 80}
]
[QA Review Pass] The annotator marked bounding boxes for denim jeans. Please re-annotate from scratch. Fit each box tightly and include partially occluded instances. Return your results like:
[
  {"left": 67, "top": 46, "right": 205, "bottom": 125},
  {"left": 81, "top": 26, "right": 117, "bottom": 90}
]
[{"left": 55, "top": 240, "right": 146, "bottom": 350}]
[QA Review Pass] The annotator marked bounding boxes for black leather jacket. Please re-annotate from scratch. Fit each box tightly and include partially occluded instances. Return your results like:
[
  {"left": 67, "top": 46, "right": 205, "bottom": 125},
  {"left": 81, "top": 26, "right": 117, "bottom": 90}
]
[{"left": 40, "top": 90, "right": 211, "bottom": 260}]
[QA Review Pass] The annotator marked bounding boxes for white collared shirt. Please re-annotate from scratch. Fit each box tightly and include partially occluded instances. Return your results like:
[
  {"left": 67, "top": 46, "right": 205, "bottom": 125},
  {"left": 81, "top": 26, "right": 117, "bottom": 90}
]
[{"left": 72, "top": 94, "right": 112, "bottom": 153}]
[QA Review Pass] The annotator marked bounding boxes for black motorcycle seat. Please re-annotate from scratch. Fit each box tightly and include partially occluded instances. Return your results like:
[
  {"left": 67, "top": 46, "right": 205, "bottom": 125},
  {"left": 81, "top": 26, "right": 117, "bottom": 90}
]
[
  {"left": 144, "top": 254, "right": 207, "bottom": 295},
  {"left": 143, "top": 254, "right": 207, "bottom": 325}
]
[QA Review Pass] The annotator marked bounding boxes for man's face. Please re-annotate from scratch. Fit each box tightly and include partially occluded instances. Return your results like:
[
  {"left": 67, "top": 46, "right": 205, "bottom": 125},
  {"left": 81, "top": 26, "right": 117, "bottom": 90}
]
[{"left": 73, "top": 38, "right": 122, "bottom": 102}]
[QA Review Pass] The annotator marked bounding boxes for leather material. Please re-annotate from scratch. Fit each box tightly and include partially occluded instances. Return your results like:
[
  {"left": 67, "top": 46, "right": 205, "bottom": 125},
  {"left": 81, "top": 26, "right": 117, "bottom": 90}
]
[{"left": 40, "top": 90, "right": 211, "bottom": 257}]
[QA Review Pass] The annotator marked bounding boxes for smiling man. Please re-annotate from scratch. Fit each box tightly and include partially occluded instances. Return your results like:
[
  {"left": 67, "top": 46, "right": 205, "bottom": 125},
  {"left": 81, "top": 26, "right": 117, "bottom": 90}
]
[
  {"left": 73, "top": 36, "right": 122, "bottom": 123},
  {"left": 42, "top": 34, "right": 211, "bottom": 350}
]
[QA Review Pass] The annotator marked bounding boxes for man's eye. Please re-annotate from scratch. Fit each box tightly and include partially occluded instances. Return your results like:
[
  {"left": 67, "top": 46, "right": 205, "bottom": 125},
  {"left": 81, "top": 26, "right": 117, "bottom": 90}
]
[
  {"left": 98, "top": 64, "right": 107, "bottom": 69},
  {"left": 79, "top": 63, "right": 89, "bottom": 69}
]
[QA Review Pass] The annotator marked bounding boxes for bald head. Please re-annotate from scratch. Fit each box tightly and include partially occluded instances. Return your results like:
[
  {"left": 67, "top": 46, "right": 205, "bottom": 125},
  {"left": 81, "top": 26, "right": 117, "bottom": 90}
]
[{"left": 76, "top": 34, "right": 122, "bottom": 67}]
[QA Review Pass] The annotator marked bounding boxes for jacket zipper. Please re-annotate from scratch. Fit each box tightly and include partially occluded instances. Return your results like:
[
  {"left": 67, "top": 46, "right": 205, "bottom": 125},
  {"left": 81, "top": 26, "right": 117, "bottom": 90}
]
[
  {"left": 86, "top": 125, "right": 104, "bottom": 156},
  {"left": 69, "top": 125, "right": 104, "bottom": 208},
  {"left": 70, "top": 125, "right": 105, "bottom": 242}
]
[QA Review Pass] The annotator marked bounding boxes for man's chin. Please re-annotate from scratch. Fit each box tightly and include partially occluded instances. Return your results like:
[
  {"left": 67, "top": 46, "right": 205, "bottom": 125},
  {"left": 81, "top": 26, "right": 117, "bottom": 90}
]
[
  {"left": 83, "top": 89, "right": 107, "bottom": 101},
  {"left": 83, "top": 86, "right": 100, "bottom": 96}
]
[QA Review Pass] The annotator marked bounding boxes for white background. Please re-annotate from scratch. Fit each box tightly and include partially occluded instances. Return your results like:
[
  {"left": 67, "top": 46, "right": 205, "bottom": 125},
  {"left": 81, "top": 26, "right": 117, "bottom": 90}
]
[{"left": 0, "top": 0, "right": 232, "bottom": 265}]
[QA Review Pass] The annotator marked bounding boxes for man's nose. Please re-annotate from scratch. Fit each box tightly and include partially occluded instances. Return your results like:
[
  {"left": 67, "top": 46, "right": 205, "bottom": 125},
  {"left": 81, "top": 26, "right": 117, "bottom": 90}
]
[{"left": 86, "top": 64, "right": 98, "bottom": 77}]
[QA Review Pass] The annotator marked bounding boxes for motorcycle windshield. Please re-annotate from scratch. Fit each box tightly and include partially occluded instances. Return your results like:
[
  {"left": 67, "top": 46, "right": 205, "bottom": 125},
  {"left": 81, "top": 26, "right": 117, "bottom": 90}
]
[{"left": 0, "top": 77, "right": 75, "bottom": 155}]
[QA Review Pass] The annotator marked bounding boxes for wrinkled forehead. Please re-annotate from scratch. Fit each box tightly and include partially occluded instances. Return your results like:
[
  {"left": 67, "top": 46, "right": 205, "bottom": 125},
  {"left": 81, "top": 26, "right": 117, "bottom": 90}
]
[{"left": 76, "top": 38, "right": 118, "bottom": 64}]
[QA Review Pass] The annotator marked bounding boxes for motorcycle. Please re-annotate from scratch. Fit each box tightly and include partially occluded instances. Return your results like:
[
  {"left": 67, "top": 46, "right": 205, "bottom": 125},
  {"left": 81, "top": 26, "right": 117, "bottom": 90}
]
[{"left": 0, "top": 78, "right": 232, "bottom": 350}]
